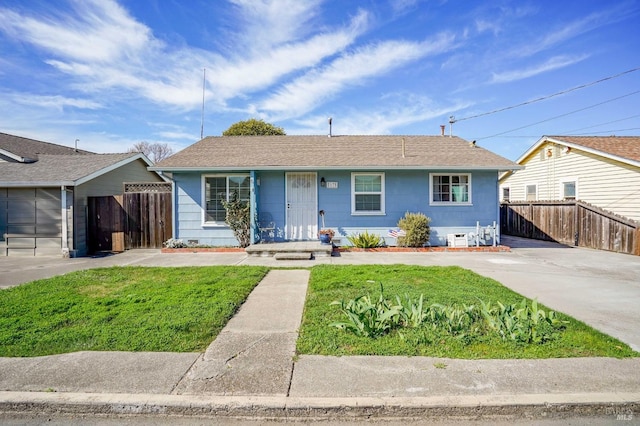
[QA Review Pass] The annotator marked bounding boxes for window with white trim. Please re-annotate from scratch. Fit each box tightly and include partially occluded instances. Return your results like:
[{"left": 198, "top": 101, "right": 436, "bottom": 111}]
[
  {"left": 562, "top": 180, "right": 576, "bottom": 200},
  {"left": 430, "top": 174, "right": 471, "bottom": 204},
  {"left": 203, "top": 175, "right": 250, "bottom": 224},
  {"left": 525, "top": 184, "right": 537, "bottom": 201},
  {"left": 351, "top": 172, "right": 385, "bottom": 214},
  {"left": 502, "top": 186, "right": 510, "bottom": 202}
]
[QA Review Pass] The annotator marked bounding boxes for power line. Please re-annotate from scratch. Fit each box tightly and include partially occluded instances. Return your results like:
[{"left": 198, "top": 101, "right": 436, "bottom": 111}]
[
  {"left": 453, "top": 67, "right": 640, "bottom": 123},
  {"left": 559, "top": 113, "right": 640, "bottom": 134},
  {"left": 476, "top": 90, "right": 640, "bottom": 141},
  {"left": 568, "top": 127, "right": 640, "bottom": 136}
]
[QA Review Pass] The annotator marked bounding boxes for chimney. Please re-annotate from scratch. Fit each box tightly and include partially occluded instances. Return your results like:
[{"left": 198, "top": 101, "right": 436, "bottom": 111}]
[{"left": 440, "top": 125, "right": 445, "bottom": 136}]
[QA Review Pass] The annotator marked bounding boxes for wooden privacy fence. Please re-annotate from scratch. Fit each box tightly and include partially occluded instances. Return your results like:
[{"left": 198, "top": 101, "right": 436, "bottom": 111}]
[
  {"left": 88, "top": 192, "right": 172, "bottom": 253},
  {"left": 500, "top": 201, "right": 640, "bottom": 256}
]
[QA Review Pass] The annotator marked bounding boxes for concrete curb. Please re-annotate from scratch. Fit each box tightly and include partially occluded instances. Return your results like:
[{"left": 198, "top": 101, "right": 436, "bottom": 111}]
[{"left": 1, "top": 391, "right": 638, "bottom": 420}]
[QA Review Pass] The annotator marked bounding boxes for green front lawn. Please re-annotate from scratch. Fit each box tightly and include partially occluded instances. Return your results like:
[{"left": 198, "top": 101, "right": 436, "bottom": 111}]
[
  {"left": 2, "top": 264, "right": 636, "bottom": 360},
  {"left": 0, "top": 266, "right": 268, "bottom": 357},
  {"left": 296, "top": 265, "right": 637, "bottom": 359}
]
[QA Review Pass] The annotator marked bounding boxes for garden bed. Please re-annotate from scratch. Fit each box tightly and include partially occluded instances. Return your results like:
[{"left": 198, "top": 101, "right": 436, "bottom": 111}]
[
  {"left": 338, "top": 245, "right": 510, "bottom": 252},
  {"left": 161, "top": 247, "right": 245, "bottom": 253}
]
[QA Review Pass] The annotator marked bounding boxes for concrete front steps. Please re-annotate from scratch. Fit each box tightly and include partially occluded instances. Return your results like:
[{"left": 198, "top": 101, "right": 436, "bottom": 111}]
[{"left": 245, "top": 241, "right": 333, "bottom": 260}]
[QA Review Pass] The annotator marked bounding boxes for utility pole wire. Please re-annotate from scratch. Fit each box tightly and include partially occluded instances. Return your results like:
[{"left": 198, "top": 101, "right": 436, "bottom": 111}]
[
  {"left": 476, "top": 90, "right": 640, "bottom": 141},
  {"left": 454, "top": 67, "right": 640, "bottom": 123}
]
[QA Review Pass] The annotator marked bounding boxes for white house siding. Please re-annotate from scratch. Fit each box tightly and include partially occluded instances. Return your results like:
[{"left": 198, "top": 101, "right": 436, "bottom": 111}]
[{"left": 500, "top": 143, "right": 640, "bottom": 221}]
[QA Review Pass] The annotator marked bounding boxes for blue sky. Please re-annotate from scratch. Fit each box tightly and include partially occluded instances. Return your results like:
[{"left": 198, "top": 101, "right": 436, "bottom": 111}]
[{"left": 1, "top": 0, "right": 638, "bottom": 160}]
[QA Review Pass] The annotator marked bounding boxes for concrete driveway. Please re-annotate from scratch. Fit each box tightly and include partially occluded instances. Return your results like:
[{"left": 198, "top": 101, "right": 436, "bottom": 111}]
[{"left": 1, "top": 237, "right": 639, "bottom": 351}]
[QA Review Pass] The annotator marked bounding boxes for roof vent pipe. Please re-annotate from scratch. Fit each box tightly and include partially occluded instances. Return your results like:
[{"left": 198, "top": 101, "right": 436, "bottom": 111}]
[
  {"left": 440, "top": 125, "right": 445, "bottom": 136},
  {"left": 402, "top": 137, "right": 406, "bottom": 158},
  {"left": 328, "top": 117, "right": 332, "bottom": 138}
]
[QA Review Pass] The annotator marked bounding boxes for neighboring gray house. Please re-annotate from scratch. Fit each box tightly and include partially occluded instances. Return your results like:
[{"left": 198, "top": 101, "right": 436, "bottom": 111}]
[
  {"left": 151, "top": 134, "right": 520, "bottom": 247},
  {"left": 0, "top": 132, "right": 165, "bottom": 256}
]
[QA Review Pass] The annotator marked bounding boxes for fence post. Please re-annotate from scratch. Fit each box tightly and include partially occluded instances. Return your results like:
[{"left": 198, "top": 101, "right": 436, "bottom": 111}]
[{"left": 573, "top": 201, "right": 579, "bottom": 246}]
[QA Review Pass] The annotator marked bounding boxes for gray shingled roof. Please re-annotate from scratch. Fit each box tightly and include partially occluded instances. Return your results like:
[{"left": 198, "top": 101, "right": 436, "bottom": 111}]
[
  {"left": 547, "top": 136, "right": 640, "bottom": 163},
  {"left": 0, "top": 132, "right": 93, "bottom": 162},
  {"left": 153, "top": 135, "right": 519, "bottom": 171},
  {"left": 0, "top": 153, "right": 143, "bottom": 186}
]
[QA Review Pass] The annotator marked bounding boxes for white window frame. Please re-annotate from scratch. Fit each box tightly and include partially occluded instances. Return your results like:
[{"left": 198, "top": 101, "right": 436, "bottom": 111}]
[
  {"left": 201, "top": 174, "right": 250, "bottom": 226},
  {"left": 560, "top": 178, "right": 578, "bottom": 200},
  {"left": 429, "top": 173, "right": 472, "bottom": 206},
  {"left": 501, "top": 185, "right": 511, "bottom": 202},
  {"left": 351, "top": 172, "right": 385, "bottom": 215},
  {"left": 525, "top": 183, "right": 538, "bottom": 201}
]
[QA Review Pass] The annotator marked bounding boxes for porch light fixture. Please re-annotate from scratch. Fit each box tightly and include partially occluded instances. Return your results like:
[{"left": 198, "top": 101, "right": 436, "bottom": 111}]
[{"left": 320, "top": 177, "right": 326, "bottom": 187}]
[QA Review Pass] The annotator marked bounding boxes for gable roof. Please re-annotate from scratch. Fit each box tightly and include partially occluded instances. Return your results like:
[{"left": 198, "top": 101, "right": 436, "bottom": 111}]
[
  {"left": 0, "top": 153, "right": 157, "bottom": 187},
  {"left": 151, "top": 135, "right": 519, "bottom": 172},
  {"left": 0, "top": 132, "right": 93, "bottom": 162},
  {"left": 516, "top": 135, "right": 640, "bottom": 168}
]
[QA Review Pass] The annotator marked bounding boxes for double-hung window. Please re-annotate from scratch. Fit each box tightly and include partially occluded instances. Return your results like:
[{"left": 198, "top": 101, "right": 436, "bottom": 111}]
[
  {"left": 203, "top": 175, "right": 250, "bottom": 225},
  {"left": 562, "top": 180, "right": 577, "bottom": 200},
  {"left": 525, "top": 184, "right": 537, "bottom": 201},
  {"left": 352, "top": 172, "right": 385, "bottom": 215},
  {"left": 430, "top": 174, "right": 471, "bottom": 204}
]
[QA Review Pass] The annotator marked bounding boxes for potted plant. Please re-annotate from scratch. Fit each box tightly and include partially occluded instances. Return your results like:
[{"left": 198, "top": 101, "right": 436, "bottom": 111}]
[{"left": 318, "top": 228, "right": 335, "bottom": 244}]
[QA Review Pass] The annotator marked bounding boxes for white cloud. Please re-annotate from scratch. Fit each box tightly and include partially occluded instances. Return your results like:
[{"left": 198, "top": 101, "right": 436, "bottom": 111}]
[
  {"left": 0, "top": 1, "right": 153, "bottom": 63},
  {"left": 229, "top": 0, "right": 324, "bottom": 51},
  {"left": 0, "top": 1, "right": 371, "bottom": 111},
  {"left": 512, "top": 5, "right": 633, "bottom": 58},
  {"left": 490, "top": 54, "right": 590, "bottom": 84},
  {"left": 259, "top": 32, "right": 457, "bottom": 119},
  {"left": 209, "top": 11, "right": 369, "bottom": 100},
  {"left": 8, "top": 93, "right": 102, "bottom": 111},
  {"left": 290, "top": 94, "right": 472, "bottom": 135}
]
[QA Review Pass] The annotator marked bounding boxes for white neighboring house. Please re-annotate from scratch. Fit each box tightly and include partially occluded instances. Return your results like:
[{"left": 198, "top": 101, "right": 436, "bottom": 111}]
[{"left": 499, "top": 135, "right": 640, "bottom": 222}]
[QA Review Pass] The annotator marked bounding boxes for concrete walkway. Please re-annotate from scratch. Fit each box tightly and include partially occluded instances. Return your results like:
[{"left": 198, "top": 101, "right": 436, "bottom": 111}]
[
  {"left": 173, "top": 270, "right": 309, "bottom": 396},
  {"left": 1, "top": 241, "right": 640, "bottom": 421}
]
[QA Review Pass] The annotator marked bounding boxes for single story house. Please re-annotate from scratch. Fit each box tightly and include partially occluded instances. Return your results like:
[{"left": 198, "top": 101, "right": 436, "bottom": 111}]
[
  {"left": 499, "top": 135, "right": 640, "bottom": 222},
  {"left": 150, "top": 134, "right": 520, "bottom": 247},
  {"left": 0, "top": 132, "right": 166, "bottom": 256}
]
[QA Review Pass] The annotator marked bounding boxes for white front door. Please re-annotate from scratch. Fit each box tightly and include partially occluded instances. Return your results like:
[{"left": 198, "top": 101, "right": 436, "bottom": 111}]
[{"left": 285, "top": 172, "right": 317, "bottom": 240}]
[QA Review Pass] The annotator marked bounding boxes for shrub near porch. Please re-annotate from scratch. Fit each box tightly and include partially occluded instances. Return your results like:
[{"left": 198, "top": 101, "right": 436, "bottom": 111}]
[{"left": 296, "top": 265, "right": 637, "bottom": 359}]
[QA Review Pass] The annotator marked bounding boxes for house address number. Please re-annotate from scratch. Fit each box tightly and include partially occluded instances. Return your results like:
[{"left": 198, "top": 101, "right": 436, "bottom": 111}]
[{"left": 326, "top": 181, "right": 338, "bottom": 189}]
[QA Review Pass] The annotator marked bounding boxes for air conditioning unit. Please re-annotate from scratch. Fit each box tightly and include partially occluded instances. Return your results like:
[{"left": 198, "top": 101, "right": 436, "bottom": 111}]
[{"left": 447, "top": 233, "right": 468, "bottom": 248}]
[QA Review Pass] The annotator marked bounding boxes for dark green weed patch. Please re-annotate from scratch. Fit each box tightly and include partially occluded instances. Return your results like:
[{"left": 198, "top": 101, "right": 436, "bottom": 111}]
[{"left": 297, "top": 265, "right": 637, "bottom": 359}]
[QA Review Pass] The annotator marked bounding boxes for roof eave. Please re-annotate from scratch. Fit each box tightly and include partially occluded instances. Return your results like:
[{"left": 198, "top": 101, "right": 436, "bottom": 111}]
[
  {"left": 150, "top": 164, "right": 522, "bottom": 172},
  {"left": 518, "top": 136, "right": 640, "bottom": 168},
  {"left": 0, "top": 181, "right": 74, "bottom": 187}
]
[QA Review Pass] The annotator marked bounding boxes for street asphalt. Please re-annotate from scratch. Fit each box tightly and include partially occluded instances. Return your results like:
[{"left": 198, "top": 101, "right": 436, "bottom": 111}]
[{"left": 0, "top": 236, "right": 639, "bottom": 422}]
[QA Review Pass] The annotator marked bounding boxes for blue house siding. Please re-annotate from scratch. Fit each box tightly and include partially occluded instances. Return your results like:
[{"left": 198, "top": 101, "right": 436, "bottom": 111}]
[
  {"left": 171, "top": 169, "right": 500, "bottom": 247},
  {"left": 316, "top": 170, "right": 499, "bottom": 246},
  {"left": 173, "top": 172, "right": 235, "bottom": 246}
]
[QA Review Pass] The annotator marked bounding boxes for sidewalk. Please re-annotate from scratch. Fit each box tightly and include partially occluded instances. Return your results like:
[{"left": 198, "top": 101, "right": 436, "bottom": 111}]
[{"left": 1, "top": 245, "right": 640, "bottom": 421}]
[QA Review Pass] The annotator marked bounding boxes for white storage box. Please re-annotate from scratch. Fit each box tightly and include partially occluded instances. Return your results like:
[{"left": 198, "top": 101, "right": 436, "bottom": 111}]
[{"left": 447, "top": 233, "right": 468, "bottom": 248}]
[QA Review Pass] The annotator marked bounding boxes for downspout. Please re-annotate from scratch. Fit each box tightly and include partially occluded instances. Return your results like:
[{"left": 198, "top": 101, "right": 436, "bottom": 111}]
[
  {"left": 250, "top": 171, "right": 258, "bottom": 244},
  {"left": 61, "top": 186, "right": 69, "bottom": 257},
  {"left": 170, "top": 176, "right": 177, "bottom": 240}
]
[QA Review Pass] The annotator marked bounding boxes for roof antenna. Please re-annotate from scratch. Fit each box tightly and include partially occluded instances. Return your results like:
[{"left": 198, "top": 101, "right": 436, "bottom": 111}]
[
  {"left": 328, "top": 117, "right": 332, "bottom": 138},
  {"left": 200, "top": 68, "right": 206, "bottom": 140},
  {"left": 448, "top": 116, "right": 456, "bottom": 137}
]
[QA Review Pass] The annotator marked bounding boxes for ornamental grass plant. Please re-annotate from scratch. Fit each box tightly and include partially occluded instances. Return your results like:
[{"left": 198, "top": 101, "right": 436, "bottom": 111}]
[{"left": 297, "top": 265, "right": 637, "bottom": 359}]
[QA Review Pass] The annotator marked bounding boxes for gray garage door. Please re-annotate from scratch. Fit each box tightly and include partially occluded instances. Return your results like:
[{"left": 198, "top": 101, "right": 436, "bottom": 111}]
[{"left": 0, "top": 188, "right": 63, "bottom": 256}]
